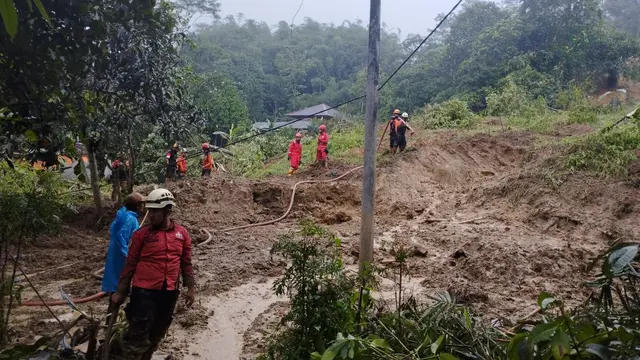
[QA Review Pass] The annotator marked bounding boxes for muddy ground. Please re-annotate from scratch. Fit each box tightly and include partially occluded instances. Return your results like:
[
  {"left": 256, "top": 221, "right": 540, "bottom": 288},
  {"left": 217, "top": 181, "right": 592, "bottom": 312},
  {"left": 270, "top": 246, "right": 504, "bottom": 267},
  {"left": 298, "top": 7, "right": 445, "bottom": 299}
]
[{"left": 9, "top": 127, "right": 640, "bottom": 359}]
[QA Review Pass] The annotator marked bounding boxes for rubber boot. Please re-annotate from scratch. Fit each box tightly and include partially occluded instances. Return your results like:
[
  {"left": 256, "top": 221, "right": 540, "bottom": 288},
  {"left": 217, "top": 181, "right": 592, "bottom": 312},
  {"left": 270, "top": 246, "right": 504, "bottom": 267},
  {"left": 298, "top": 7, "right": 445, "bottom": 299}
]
[{"left": 287, "top": 168, "right": 294, "bottom": 176}]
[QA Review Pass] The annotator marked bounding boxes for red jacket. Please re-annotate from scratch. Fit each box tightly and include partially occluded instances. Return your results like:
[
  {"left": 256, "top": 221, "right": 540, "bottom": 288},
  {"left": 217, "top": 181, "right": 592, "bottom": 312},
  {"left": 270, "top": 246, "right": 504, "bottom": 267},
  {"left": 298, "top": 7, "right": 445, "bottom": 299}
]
[
  {"left": 288, "top": 141, "right": 302, "bottom": 158},
  {"left": 317, "top": 133, "right": 329, "bottom": 150},
  {"left": 118, "top": 221, "right": 195, "bottom": 291}
]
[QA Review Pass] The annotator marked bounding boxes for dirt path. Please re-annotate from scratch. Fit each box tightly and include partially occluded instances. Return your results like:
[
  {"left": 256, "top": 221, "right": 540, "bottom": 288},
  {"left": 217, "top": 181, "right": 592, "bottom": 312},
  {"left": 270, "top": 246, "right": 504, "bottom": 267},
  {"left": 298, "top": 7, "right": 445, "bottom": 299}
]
[{"left": 154, "top": 279, "right": 280, "bottom": 360}]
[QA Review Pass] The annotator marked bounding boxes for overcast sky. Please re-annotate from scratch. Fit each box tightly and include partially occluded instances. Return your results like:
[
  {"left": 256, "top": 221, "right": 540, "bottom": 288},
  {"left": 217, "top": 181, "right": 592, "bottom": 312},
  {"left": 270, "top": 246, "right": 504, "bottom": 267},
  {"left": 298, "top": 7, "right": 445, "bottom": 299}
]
[{"left": 213, "top": 0, "right": 463, "bottom": 37}]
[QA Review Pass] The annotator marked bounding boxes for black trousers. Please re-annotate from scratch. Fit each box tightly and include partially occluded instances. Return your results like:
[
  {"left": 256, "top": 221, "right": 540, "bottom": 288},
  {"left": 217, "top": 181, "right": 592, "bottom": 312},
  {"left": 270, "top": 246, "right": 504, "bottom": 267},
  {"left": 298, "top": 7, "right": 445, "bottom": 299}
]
[{"left": 121, "top": 287, "right": 179, "bottom": 360}]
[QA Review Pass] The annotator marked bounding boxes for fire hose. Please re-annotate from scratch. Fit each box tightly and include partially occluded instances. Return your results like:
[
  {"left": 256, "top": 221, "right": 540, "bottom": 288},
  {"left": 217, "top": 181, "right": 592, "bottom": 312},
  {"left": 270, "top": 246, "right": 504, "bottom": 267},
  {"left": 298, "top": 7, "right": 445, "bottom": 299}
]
[{"left": 20, "top": 166, "right": 363, "bottom": 307}]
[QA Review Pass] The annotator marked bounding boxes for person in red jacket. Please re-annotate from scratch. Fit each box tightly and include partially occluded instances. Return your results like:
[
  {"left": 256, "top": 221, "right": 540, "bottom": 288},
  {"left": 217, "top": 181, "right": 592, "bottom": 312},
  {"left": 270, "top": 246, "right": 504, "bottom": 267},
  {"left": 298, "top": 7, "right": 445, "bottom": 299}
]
[
  {"left": 316, "top": 125, "right": 329, "bottom": 168},
  {"left": 111, "top": 188, "right": 196, "bottom": 360},
  {"left": 287, "top": 133, "right": 303, "bottom": 176}
]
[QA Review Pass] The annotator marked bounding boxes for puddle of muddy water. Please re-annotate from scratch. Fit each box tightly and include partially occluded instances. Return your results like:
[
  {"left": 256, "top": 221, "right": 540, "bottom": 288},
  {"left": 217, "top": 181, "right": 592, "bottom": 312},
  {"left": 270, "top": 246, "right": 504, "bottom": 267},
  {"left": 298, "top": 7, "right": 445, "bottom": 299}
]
[{"left": 155, "top": 278, "right": 281, "bottom": 360}]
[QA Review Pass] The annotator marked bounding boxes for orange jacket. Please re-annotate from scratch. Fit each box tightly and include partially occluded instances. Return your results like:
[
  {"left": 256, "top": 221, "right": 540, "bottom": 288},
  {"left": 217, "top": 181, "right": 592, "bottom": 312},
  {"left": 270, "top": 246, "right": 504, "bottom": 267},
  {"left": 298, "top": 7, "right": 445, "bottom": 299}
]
[
  {"left": 202, "top": 153, "right": 214, "bottom": 170},
  {"left": 177, "top": 156, "right": 187, "bottom": 172}
]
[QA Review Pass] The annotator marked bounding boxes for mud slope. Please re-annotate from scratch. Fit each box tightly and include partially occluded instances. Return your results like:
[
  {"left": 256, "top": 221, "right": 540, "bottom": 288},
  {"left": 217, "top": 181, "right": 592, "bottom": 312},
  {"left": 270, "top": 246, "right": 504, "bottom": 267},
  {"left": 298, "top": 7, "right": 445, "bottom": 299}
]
[
  {"left": 11, "top": 130, "right": 640, "bottom": 359},
  {"left": 363, "top": 131, "right": 640, "bottom": 318}
]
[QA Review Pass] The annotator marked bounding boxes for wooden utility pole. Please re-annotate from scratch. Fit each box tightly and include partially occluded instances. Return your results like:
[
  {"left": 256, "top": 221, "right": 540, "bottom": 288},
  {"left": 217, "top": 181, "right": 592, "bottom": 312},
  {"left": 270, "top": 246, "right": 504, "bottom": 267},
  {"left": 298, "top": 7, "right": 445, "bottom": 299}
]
[{"left": 359, "top": 0, "right": 381, "bottom": 273}]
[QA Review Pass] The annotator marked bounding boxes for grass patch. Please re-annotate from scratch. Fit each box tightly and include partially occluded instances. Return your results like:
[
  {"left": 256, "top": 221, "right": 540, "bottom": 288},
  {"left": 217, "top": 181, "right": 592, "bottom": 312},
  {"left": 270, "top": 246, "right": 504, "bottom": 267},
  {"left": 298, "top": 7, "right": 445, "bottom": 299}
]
[
  {"left": 415, "top": 99, "right": 478, "bottom": 129},
  {"left": 246, "top": 125, "right": 365, "bottom": 178},
  {"left": 564, "top": 125, "right": 640, "bottom": 177}
]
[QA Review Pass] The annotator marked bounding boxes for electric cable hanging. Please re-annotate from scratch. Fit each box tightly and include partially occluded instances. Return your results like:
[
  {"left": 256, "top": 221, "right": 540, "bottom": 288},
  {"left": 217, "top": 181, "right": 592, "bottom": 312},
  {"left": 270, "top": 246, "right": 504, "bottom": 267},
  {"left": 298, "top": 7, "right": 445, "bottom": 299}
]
[
  {"left": 290, "top": 0, "right": 304, "bottom": 37},
  {"left": 57, "top": 0, "right": 464, "bottom": 197}
]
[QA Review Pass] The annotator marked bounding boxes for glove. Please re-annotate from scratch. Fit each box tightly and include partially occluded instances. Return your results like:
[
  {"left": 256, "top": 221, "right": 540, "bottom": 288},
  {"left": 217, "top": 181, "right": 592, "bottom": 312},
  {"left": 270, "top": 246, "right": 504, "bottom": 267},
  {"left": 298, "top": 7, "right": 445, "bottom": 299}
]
[
  {"left": 324, "top": 148, "right": 329, "bottom": 154},
  {"left": 287, "top": 156, "right": 290, "bottom": 161}
]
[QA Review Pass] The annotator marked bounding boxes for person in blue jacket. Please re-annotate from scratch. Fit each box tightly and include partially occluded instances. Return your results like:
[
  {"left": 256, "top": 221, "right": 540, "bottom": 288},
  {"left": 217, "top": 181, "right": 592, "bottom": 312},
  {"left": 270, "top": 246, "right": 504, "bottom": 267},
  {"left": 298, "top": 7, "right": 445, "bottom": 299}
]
[{"left": 102, "top": 192, "right": 146, "bottom": 297}]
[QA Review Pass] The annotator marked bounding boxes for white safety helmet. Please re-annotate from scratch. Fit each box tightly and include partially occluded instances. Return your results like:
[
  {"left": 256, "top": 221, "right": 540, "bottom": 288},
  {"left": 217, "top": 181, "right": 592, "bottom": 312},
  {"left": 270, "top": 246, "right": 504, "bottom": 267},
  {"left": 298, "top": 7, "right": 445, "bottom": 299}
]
[
  {"left": 401, "top": 112, "right": 409, "bottom": 119},
  {"left": 145, "top": 188, "right": 176, "bottom": 209}
]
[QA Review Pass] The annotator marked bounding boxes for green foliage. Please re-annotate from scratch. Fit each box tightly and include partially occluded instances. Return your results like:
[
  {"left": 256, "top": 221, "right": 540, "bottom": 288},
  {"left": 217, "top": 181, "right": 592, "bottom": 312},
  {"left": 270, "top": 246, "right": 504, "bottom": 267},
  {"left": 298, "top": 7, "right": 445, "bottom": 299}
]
[
  {"left": 555, "top": 86, "right": 589, "bottom": 111},
  {"left": 0, "top": 0, "right": 50, "bottom": 38},
  {"left": 186, "top": 71, "right": 250, "bottom": 134},
  {"left": 567, "top": 106, "right": 599, "bottom": 125},
  {"left": 184, "top": 0, "right": 639, "bottom": 118},
  {"left": 623, "top": 57, "right": 640, "bottom": 82},
  {"left": 0, "top": 162, "right": 66, "bottom": 344},
  {"left": 603, "top": 0, "right": 640, "bottom": 37},
  {"left": 418, "top": 99, "right": 478, "bottom": 129},
  {"left": 510, "top": 243, "right": 640, "bottom": 359},
  {"left": 261, "top": 221, "right": 358, "bottom": 360},
  {"left": 565, "top": 126, "right": 640, "bottom": 177},
  {"left": 232, "top": 124, "right": 364, "bottom": 179},
  {"left": 486, "top": 79, "right": 534, "bottom": 117}
]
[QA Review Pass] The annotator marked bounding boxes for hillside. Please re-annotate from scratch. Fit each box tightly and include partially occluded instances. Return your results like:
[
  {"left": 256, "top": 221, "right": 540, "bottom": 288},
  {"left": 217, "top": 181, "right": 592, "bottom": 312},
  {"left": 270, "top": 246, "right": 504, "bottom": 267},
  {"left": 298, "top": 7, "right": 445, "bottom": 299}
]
[{"left": 8, "top": 105, "right": 640, "bottom": 358}]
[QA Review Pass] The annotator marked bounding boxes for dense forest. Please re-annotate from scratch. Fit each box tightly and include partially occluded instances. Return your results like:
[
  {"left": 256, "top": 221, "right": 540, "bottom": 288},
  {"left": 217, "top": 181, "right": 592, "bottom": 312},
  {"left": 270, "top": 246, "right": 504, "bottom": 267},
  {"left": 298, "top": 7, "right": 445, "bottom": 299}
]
[
  {"left": 183, "top": 0, "right": 640, "bottom": 122},
  {"left": 0, "top": 0, "right": 639, "bottom": 209}
]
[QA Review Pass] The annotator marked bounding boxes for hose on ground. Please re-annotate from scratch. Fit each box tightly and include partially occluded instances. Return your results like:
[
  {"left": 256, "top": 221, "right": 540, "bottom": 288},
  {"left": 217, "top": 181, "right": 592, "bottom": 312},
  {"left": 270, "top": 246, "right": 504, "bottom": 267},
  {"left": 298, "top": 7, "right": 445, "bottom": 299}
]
[
  {"left": 21, "top": 291, "right": 107, "bottom": 307},
  {"left": 199, "top": 166, "right": 363, "bottom": 246},
  {"left": 20, "top": 166, "right": 363, "bottom": 306}
]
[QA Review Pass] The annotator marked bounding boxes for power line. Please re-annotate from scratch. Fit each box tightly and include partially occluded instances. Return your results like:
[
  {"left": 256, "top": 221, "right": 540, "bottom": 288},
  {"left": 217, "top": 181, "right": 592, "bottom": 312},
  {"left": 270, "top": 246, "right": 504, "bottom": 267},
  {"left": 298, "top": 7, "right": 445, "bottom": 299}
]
[
  {"left": 378, "top": 0, "right": 463, "bottom": 91},
  {"left": 291, "top": 0, "right": 304, "bottom": 27},
  {"left": 57, "top": 0, "right": 464, "bottom": 197}
]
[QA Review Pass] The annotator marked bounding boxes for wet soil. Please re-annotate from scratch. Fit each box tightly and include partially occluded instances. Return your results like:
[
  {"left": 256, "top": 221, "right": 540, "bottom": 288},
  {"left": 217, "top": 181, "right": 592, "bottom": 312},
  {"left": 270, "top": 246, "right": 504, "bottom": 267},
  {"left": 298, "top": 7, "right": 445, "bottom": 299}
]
[{"left": 10, "top": 129, "right": 640, "bottom": 359}]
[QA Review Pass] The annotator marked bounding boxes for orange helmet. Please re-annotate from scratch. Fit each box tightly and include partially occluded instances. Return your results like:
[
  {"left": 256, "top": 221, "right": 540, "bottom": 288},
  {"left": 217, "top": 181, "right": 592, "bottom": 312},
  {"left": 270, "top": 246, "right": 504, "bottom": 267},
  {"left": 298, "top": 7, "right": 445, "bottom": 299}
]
[
  {"left": 393, "top": 109, "right": 401, "bottom": 115},
  {"left": 295, "top": 133, "right": 302, "bottom": 138},
  {"left": 319, "top": 125, "right": 327, "bottom": 131},
  {"left": 201, "top": 143, "right": 210, "bottom": 150}
]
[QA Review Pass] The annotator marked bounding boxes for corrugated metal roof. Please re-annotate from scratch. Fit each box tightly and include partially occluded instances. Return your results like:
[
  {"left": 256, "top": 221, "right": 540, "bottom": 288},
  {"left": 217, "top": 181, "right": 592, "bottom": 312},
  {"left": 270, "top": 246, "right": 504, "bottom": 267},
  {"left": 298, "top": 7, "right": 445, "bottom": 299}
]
[
  {"left": 252, "top": 119, "right": 313, "bottom": 131},
  {"left": 286, "top": 104, "right": 342, "bottom": 119}
]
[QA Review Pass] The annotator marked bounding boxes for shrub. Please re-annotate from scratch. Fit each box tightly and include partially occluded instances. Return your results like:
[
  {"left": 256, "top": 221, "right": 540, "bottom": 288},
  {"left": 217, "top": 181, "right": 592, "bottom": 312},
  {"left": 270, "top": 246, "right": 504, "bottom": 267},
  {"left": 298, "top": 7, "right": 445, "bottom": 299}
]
[
  {"left": 260, "top": 222, "right": 359, "bottom": 360},
  {"left": 486, "top": 79, "right": 531, "bottom": 117},
  {"left": 0, "top": 162, "right": 66, "bottom": 344},
  {"left": 567, "top": 105, "right": 599, "bottom": 124},
  {"left": 566, "top": 126, "right": 640, "bottom": 177},
  {"left": 419, "top": 99, "right": 477, "bottom": 129},
  {"left": 554, "top": 85, "right": 588, "bottom": 110}
]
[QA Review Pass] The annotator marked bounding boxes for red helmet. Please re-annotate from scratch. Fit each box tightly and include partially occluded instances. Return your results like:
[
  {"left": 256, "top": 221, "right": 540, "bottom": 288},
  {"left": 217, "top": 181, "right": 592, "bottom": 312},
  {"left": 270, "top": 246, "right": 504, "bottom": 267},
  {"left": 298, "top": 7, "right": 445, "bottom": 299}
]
[
  {"left": 295, "top": 133, "right": 302, "bottom": 138},
  {"left": 201, "top": 143, "right": 210, "bottom": 150},
  {"left": 319, "top": 125, "right": 327, "bottom": 131}
]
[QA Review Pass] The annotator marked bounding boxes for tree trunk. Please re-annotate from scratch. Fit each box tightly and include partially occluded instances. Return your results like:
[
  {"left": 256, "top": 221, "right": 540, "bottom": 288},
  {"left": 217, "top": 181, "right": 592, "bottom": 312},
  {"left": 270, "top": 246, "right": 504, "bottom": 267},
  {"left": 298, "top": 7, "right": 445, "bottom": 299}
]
[
  {"left": 0, "top": 238, "right": 7, "bottom": 346},
  {"left": 127, "top": 132, "right": 135, "bottom": 194},
  {"left": 87, "top": 141, "right": 104, "bottom": 219}
]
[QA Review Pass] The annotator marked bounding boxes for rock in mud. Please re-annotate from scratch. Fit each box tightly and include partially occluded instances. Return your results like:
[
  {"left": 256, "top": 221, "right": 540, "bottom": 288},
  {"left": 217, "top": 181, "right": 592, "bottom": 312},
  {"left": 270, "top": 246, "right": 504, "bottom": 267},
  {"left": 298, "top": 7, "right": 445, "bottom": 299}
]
[
  {"left": 409, "top": 244, "right": 428, "bottom": 257},
  {"left": 452, "top": 249, "right": 467, "bottom": 259}
]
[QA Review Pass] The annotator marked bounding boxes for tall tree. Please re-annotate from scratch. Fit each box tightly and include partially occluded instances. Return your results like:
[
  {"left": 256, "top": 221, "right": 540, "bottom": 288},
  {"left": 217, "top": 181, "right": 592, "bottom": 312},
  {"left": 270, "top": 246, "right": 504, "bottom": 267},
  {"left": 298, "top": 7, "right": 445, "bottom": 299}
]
[{"left": 603, "top": 0, "right": 640, "bottom": 36}]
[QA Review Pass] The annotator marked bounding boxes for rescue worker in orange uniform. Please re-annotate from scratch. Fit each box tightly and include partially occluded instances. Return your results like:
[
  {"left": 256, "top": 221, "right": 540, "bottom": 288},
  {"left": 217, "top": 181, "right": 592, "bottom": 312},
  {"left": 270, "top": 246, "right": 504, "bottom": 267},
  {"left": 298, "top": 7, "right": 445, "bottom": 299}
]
[
  {"left": 201, "top": 143, "right": 214, "bottom": 178},
  {"left": 316, "top": 125, "right": 329, "bottom": 168},
  {"left": 388, "top": 109, "right": 402, "bottom": 154},
  {"left": 287, "top": 133, "right": 303, "bottom": 176},
  {"left": 176, "top": 149, "right": 187, "bottom": 179}
]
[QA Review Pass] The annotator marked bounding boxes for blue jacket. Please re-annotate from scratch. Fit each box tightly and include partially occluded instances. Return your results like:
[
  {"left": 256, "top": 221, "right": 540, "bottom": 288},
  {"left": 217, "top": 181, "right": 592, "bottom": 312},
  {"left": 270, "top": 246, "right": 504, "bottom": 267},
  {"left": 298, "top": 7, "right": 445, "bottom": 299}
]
[{"left": 101, "top": 207, "right": 139, "bottom": 293}]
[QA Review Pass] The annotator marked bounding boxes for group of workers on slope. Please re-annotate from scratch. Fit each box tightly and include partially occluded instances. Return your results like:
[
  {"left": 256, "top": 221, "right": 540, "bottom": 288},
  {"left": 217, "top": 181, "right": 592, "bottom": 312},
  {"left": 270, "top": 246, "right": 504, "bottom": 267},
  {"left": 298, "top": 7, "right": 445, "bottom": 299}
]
[
  {"left": 111, "top": 142, "right": 215, "bottom": 201},
  {"left": 388, "top": 109, "right": 414, "bottom": 154},
  {"left": 165, "top": 142, "right": 215, "bottom": 182},
  {"left": 102, "top": 189, "right": 195, "bottom": 360},
  {"left": 287, "top": 124, "right": 330, "bottom": 176}
]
